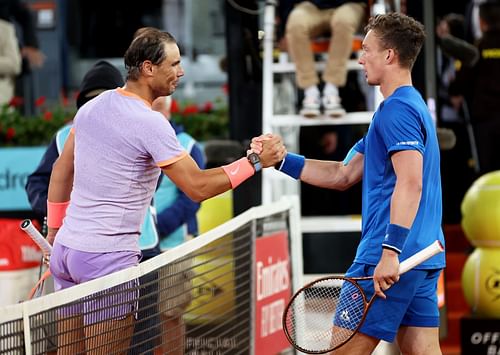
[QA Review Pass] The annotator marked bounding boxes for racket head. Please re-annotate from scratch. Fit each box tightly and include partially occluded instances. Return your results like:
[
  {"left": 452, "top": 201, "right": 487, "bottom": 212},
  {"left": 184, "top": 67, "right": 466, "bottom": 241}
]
[{"left": 282, "top": 276, "right": 370, "bottom": 354}]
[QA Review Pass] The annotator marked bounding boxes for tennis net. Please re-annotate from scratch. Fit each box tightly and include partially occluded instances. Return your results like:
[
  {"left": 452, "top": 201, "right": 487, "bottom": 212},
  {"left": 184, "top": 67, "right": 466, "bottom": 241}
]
[{"left": 0, "top": 196, "right": 302, "bottom": 355}]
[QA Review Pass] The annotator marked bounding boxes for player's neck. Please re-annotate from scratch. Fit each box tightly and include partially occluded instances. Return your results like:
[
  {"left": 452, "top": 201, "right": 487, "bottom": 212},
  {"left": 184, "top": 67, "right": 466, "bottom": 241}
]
[
  {"left": 123, "top": 80, "right": 154, "bottom": 105},
  {"left": 380, "top": 69, "right": 412, "bottom": 98}
]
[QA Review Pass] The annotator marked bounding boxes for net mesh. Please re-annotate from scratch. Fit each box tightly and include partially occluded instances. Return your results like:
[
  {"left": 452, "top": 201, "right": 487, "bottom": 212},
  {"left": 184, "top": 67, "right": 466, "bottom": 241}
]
[
  {"left": 0, "top": 317, "right": 25, "bottom": 354},
  {"left": 283, "top": 277, "right": 367, "bottom": 353},
  {"left": 0, "top": 198, "right": 297, "bottom": 355}
]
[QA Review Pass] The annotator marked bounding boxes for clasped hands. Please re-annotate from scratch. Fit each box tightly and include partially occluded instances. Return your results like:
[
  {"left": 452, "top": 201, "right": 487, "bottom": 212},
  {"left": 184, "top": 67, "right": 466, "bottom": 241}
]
[{"left": 248, "top": 133, "right": 286, "bottom": 168}]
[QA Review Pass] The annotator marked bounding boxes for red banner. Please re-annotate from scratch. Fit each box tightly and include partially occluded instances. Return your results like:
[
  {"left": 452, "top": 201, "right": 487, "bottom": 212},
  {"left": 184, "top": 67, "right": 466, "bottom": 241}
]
[
  {"left": 0, "top": 219, "right": 42, "bottom": 271},
  {"left": 254, "top": 231, "right": 291, "bottom": 355}
]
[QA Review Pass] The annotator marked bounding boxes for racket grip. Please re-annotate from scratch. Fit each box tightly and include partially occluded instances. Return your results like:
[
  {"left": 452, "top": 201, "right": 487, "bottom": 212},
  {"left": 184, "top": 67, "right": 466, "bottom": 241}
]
[
  {"left": 399, "top": 240, "right": 444, "bottom": 274},
  {"left": 20, "top": 219, "right": 52, "bottom": 256}
]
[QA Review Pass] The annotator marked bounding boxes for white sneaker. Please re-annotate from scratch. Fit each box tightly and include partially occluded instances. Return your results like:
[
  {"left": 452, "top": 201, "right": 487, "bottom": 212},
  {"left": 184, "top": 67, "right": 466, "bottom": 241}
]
[
  {"left": 322, "top": 95, "right": 346, "bottom": 117},
  {"left": 300, "top": 95, "right": 321, "bottom": 118}
]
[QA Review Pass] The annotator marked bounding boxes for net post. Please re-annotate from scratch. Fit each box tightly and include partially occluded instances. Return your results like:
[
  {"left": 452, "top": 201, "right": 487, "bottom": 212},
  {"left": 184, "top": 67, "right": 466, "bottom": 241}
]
[
  {"left": 250, "top": 217, "right": 257, "bottom": 355},
  {"left": 22, "top": 302, "right": 33, "bottom": 355},
  {"left": 285, "top": 195, "right": 307, "bottom": 352},
  {"left": 285, "top": 195, "right": 304, "bottom": 293}
]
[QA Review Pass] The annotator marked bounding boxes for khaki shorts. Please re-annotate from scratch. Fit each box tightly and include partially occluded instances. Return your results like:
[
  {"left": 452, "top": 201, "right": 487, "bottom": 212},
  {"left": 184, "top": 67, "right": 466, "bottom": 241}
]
[{"left": 158, "top": 258, "right": 193, "bottom": 317}]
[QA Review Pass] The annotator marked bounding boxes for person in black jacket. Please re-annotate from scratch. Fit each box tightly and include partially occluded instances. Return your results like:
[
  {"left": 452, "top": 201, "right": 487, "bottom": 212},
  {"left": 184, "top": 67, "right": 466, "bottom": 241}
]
[{"left": 449, "top": 0, "right": 500, "bottom": 175}]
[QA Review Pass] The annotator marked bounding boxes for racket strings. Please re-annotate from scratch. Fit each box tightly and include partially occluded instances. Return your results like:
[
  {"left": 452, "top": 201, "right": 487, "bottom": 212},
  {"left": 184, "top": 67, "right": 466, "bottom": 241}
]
[{"left": 284, "top": 278, "right": 366, "bottom": 353}]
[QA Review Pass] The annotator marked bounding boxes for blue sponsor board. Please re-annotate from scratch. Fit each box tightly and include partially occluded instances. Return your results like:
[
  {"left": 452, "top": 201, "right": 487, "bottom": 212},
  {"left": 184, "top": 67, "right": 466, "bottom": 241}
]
[{"left": 0, "top": 147, "right": 46, "bottom": 211}]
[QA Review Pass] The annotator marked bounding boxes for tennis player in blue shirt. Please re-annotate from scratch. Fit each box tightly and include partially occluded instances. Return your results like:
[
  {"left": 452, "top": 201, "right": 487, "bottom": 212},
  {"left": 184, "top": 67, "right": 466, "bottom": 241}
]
[{"left": 253, "top": 12, "right": 445, "bottom": 354}]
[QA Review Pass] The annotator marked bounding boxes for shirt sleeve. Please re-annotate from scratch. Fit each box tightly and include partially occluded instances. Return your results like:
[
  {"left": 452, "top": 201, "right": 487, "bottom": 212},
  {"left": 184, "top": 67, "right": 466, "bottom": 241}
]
[
  {"left": 353, "top": 137, "right": 365, "bottom": 154},
  {"left": 342, "top": 137, "right": 365, "bottom": 165},
  {"left": 138, "top": 112, "right": 187, "bottom": 167},
  {"left": 377, "top": 99, "right": 426, "bottom": 155}
]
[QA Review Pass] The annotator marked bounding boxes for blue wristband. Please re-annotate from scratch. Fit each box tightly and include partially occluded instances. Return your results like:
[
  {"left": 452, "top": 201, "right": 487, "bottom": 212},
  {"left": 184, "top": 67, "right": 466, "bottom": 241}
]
[
  {"left": 382, "top": 223, "right": 410, "bottom": 254},
  {"left": 275, "top": 153, "right": 305, "bottom": 179}
]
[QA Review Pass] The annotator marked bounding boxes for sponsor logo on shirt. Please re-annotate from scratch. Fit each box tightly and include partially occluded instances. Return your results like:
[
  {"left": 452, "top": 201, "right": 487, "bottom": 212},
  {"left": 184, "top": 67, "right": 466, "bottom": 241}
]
[{"left": 396, "top": 141, "right": 419, "bottom": 146}]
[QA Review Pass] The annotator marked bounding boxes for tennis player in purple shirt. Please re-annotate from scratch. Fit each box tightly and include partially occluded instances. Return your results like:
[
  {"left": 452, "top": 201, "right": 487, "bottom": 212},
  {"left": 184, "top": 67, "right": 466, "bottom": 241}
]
[{"left": 47, "top": 28, "right": 286, "bottom": 353}]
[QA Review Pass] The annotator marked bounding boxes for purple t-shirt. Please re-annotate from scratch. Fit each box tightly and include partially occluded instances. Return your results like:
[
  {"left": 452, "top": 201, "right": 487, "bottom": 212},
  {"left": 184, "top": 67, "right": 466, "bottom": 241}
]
[{"left": 57, "top": 88, "right": 187, "bottom": 253}]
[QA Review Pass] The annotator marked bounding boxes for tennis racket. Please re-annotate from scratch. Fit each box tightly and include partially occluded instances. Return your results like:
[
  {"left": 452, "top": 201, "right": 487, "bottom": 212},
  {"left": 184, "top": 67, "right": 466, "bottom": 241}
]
[
  {"left": 282, "top": 240, "right": 444, "bottom": 354},
  {"left": 20, "top": 219, "right": 52, "bottom": 259},
  {"left": 20, "top": 219, "right": 53, "bottom": 299}
]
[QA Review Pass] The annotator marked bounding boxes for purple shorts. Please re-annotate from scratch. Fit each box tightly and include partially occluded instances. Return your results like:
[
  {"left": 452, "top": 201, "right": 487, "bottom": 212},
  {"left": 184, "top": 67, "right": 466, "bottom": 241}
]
[{"left": 50, "top": 242, "right": 141, "bottom": 324}]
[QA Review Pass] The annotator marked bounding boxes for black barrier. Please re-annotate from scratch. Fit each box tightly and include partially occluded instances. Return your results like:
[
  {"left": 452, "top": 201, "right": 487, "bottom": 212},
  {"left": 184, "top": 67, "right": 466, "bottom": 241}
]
[{"left": 461, "top": 316, "right": 500, "bottom": 355}]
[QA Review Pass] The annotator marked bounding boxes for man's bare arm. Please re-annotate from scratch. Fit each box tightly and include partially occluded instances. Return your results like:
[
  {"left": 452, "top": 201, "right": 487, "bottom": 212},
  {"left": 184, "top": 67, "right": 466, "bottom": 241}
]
[
  {"left": 300, "top": 152, "right": 364, "bottom": 190},
  {"left": 390, "top": 150, "right": 423, "bottom": 228},
  {"left": 163, "top": 135, "right": 286, "bottom": 202},
  {"left": 373, "top": 149, "right": 423, "bottom": 298},
  {"left": 46, "top": 131, "right": 75, "bottom": 243}
]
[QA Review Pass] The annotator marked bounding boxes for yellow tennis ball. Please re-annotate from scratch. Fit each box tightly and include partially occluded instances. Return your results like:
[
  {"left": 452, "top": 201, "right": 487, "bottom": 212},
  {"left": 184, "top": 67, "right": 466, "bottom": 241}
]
[
  {"left": 461, "top": 171, "right": 500, "bottom": 247},
  {"left": 186, "top": 245, "right": 236, "bottom": 325},
  {"left": 461, "top": 248, "right": 500, "bottom": 318}
]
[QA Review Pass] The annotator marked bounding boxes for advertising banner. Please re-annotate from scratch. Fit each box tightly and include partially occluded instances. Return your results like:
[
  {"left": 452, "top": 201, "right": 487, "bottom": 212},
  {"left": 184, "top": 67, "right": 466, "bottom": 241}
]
[
  {"left": 254, "top": 231, "right": 291, "bottom": 355},
  {"left": 0, "top": 147, "right": 45, "bottom": 211}
]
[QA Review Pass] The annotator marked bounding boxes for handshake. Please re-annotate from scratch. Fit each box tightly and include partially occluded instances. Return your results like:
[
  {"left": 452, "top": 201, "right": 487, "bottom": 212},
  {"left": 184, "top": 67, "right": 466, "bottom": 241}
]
[
  {"left": 247, "top": 133, "right": 287, "bottom": 169},
  {"left": 247, "top": 133, "right": 305, "bottom": 180}
]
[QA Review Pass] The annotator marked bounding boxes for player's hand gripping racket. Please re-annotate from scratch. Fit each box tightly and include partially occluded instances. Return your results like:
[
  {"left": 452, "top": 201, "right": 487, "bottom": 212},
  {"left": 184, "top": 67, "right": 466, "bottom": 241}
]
[{"left": 282, "top": 240, "right": 444, "bottom": 354}]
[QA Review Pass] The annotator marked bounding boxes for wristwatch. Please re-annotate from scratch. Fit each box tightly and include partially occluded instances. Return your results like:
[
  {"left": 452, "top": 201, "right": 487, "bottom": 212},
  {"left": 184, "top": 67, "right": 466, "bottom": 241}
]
[{"left": 247, "top": 152, "right": 262, "bottom": 172}]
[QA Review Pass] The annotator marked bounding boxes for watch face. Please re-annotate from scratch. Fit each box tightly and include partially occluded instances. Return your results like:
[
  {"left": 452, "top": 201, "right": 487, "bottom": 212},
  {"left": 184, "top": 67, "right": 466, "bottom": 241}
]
[{"left": 249, "top": 153, "right": 260, "bottom": 164}]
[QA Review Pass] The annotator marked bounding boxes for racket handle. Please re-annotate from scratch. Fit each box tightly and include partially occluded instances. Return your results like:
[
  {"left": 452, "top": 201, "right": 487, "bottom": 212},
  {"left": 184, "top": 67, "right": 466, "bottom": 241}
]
[
  {"left": 20, "top": 219, "right": 52, "bottom": 256},
  {"left": 399, "top": 240, "right": 444, "bottom": 274}
]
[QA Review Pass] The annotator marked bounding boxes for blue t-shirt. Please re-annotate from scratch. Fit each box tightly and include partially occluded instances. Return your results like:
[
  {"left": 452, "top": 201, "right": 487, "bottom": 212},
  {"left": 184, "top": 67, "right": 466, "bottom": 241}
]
[{"left": 353, "top": 86, "right": 445, "bottom": 269}]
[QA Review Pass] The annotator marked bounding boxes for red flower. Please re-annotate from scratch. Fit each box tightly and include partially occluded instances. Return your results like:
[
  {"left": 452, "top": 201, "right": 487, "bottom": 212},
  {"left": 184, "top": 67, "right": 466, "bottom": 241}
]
[
  {"left": 222, "top": 83, "right": 229, "bottom": 95},
  {"left": 8, "top": 96, "right": 24, "bottom": 107},
  {"left": 6, "top": 127, "right": 15, "bottom": 140},
  {"left": 35, "top": 96, "right": 46, "bottom": 107},
  {"left": 182, "top": 104, "right": 199, "bottom": 116},
  {"left": 43, "top": 111, "right": 53, "bottom": 121},
  {"left": 202, "top": 101, "right": 213, "bottom": 113},
  {"left": 61, "top": 94, "right": 69, "bottom": 107},
  {"left": 171, "top": 99, "right": 179, "bottom": 114}
]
